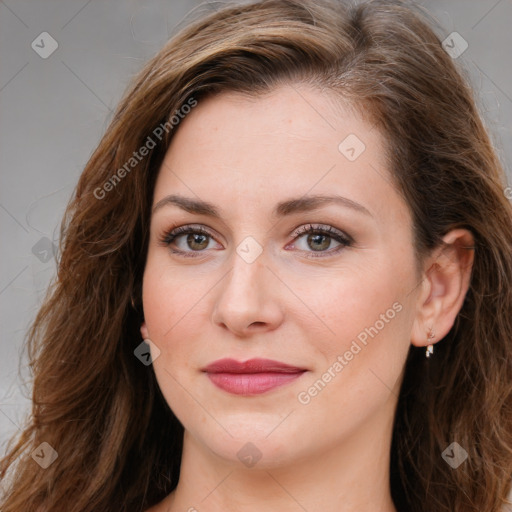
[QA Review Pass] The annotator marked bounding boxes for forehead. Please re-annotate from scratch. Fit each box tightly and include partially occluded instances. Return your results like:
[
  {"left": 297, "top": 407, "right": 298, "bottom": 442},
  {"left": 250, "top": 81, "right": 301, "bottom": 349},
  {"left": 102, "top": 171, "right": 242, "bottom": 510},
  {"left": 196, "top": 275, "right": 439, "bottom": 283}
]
[{"left": 153, "top": 85, "right": 403, "bottom": 224}]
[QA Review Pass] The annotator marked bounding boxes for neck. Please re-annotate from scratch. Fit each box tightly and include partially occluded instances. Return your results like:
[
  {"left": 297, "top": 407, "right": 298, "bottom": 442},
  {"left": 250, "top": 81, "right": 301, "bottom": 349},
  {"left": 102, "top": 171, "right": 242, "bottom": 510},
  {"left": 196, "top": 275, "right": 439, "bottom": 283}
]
[{"left": 159, "top": 408, "right": 398, "bottom": 512}]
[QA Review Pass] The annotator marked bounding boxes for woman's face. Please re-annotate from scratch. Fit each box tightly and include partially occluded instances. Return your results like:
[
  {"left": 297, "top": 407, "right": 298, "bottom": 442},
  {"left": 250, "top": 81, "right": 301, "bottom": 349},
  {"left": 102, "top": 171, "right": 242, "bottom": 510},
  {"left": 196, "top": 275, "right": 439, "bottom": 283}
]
[{"left": 142, "top": 84, "right": 422, "bottom": 468}]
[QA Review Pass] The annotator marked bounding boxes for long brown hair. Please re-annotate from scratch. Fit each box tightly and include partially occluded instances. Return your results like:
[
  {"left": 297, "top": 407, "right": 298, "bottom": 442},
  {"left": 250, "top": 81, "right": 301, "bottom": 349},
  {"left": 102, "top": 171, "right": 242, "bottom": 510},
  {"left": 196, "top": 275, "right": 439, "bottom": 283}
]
[{"left": 1, "top": 1, "right": 511, "bottom": 510}]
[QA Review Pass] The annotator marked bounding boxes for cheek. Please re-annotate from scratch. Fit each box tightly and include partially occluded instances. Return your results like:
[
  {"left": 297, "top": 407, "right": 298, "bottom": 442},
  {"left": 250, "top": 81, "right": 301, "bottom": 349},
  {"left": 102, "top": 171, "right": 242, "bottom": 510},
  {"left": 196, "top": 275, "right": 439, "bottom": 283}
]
[
  {"left": 292, "top": 260, "right": 406, "bottom": 339},
  {"left": 290, "top": 257, "right": 413, "bottom": 393},
  {"left": 141, "top": 259, "right": 203, "bottom": 381},
  {"left": 141, "top": 260, "right": 202, "bottom": 409},
  {"left": 142, "top": 251, "right": 208, "bottom": 339},
  {"left": 294, "top": 296, "right": 410, "bottom": 446}
]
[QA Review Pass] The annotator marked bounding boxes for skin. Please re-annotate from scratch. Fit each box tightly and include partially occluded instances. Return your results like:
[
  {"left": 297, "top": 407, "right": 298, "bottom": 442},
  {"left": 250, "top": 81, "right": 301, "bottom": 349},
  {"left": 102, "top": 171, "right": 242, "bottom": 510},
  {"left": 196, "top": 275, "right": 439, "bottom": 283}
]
[{"left": 141, "top": 84, "right": 474, "bottom": 512}]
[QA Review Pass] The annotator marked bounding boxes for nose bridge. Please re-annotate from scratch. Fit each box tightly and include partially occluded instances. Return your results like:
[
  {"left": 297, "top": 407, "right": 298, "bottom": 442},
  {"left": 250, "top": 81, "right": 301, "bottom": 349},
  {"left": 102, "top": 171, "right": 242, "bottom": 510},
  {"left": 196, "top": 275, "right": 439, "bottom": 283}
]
[
  {"left": 212, "top": 245, "right": 283, "bottom": 334},
  {"left": 221, "top": 249, "right": 268, "bottom": 309}
]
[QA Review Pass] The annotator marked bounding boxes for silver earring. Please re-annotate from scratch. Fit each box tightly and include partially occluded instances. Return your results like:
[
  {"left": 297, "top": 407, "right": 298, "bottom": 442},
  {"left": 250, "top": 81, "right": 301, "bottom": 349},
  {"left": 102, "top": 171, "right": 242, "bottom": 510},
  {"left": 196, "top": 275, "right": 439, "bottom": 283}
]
[{"left": 426, "top": 328, "right": 435, "bottom": 358}]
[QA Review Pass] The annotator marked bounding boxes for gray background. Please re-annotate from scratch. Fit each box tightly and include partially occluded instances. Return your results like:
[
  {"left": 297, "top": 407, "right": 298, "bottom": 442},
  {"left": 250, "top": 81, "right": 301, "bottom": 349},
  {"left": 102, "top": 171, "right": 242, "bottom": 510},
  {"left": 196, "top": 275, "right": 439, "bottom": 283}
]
[{"left": 1, "top": 0, "right": 511, "bottom": 460}]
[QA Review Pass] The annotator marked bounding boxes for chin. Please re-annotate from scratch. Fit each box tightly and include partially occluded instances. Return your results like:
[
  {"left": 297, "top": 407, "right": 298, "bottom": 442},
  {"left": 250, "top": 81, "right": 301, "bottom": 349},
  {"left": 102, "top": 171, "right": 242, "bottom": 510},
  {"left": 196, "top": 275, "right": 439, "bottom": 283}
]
[{"left": 187, "top": 417, "right": 308, "bottom": 469}]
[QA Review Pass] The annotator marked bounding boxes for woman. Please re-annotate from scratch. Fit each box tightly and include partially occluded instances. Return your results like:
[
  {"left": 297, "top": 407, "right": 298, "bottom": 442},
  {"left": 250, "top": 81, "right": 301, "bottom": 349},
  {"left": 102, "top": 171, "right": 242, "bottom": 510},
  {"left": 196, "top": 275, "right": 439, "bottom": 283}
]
[{"left": 1, "top": 0, "right": 511, "bottom": 511}]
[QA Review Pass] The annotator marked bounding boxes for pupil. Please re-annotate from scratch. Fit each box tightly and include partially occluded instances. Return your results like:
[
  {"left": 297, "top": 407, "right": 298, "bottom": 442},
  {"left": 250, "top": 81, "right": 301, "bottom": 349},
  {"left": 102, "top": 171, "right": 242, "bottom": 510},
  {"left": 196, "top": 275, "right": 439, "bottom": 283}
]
[
  {"left": 187, "top": 233, "right": 208, "bottom": 250},
  {"left": 308, "top": 234, "right": 330, "bottom": 251}
]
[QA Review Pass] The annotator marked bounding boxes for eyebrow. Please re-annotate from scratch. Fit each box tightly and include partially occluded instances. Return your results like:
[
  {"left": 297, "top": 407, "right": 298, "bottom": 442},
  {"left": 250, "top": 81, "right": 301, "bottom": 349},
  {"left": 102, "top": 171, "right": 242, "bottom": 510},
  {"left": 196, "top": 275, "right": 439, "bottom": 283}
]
[{"left": 152, "top": 193, "right": 373, "bottom": 218}]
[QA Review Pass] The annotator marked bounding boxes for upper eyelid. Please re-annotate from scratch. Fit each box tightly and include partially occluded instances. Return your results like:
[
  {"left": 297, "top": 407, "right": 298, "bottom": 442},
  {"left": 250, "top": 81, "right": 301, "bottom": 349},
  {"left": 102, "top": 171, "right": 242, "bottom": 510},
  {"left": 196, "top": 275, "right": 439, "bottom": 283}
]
[
  {"left": 168, "top": 224, "right": 220, "bottom": 241},
  {"left": 163, "top": 223, "right": 350, "bottom": 247},
  {"left": 165, "top": 223, "right": 342, "bottom": 236},
  {"left": 292, "top": 223, "right": 351, "bottom": 240}
]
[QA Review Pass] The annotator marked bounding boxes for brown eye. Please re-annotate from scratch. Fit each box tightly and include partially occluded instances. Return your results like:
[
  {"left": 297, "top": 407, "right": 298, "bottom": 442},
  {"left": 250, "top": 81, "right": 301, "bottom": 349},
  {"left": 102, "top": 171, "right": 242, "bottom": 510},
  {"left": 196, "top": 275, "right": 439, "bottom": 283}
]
[
  {"left": 290, "top": 224, "right": 352, "bottom": 257},
  {"left": 306, "top": 233, "right": 332, "bottom": 251},
  {"left": 161, "top": 225, "right": 221, "bottom": 256},
  {"left": 185, "top": 233, "right": 209, "bottom": 251}
]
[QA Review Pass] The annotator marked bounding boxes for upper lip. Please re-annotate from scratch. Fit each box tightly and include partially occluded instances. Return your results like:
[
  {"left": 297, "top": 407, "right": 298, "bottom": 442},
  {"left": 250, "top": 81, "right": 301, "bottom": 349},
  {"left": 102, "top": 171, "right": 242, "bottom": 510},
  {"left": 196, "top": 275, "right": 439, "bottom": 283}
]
[{"left": 202, "top": 358, "right": 306, "bottom": 374}]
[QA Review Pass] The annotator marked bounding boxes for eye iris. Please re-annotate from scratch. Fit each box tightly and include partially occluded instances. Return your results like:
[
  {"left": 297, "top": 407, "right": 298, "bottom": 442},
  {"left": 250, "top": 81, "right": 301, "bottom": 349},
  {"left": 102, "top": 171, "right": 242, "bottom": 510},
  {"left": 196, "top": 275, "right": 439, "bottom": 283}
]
[
  {"left": 187, "top": 233, "right": 209, "bottom": 250},
  {"left": 308, "top": 233, "right": 330, "bottom": 251}
]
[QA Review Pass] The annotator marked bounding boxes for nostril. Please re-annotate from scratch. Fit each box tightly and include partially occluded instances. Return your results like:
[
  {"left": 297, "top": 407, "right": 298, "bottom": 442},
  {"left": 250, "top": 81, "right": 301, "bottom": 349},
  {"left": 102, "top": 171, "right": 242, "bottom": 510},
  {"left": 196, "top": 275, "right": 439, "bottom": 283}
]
[{"left": 249, "top": 321, "right": 266, "bottom": 328}]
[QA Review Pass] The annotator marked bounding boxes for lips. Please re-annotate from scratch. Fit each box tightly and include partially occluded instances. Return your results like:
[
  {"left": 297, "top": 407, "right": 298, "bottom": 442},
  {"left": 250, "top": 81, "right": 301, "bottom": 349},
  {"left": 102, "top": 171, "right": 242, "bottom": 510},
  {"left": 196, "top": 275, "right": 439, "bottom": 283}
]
[{"left": 202, "top": 358, "right": 306, "bottom": 395}]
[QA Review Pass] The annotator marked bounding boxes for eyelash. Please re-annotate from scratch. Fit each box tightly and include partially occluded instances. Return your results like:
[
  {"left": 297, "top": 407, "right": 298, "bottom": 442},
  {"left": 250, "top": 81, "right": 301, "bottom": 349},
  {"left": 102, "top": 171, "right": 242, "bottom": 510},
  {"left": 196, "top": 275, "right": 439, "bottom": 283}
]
[{"left": 159, "top": 223, "right": 353, "bottom": 259}]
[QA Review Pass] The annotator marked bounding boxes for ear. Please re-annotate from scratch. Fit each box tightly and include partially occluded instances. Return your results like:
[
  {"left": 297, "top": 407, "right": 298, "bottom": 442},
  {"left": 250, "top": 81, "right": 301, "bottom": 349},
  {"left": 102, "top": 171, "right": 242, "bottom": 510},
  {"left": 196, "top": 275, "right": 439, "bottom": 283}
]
[
  {"left": 140, "top": 321, "right": 150, "bottom": 340},
  {"left": 411, "top": 228, "right": 475, "bottom": 348}
]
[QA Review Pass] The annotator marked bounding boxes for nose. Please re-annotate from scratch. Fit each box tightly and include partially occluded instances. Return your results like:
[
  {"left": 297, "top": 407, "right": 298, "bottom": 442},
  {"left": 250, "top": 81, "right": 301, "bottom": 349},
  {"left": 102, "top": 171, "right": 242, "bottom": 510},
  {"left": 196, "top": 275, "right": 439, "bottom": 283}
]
[{"left": 211, "top": 250, "right": 285, "bottom": 337}]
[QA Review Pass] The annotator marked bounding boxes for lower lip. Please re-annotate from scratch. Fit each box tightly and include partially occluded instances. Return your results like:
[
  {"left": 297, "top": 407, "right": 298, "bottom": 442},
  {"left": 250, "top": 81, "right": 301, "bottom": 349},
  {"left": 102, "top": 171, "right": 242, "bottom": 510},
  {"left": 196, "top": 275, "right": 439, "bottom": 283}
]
[{"left": 206, "top": 371, "right": 305, "bottom": 395}]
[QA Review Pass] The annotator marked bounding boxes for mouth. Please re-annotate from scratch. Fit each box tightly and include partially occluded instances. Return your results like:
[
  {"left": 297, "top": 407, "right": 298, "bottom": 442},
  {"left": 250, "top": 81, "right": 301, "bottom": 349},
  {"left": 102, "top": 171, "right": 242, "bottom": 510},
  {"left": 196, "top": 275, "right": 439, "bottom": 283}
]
[{"left": 201, "top": 358, "right": 307, "bottom": 395}]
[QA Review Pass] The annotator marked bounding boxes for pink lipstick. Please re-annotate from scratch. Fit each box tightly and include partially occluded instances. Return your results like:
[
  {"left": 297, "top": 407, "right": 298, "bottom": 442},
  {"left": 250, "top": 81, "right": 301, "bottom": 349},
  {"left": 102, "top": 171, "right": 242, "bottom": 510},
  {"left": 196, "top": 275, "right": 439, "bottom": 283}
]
[{"left": 202, "top": 358, "right": 306, "bottom": 395}]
